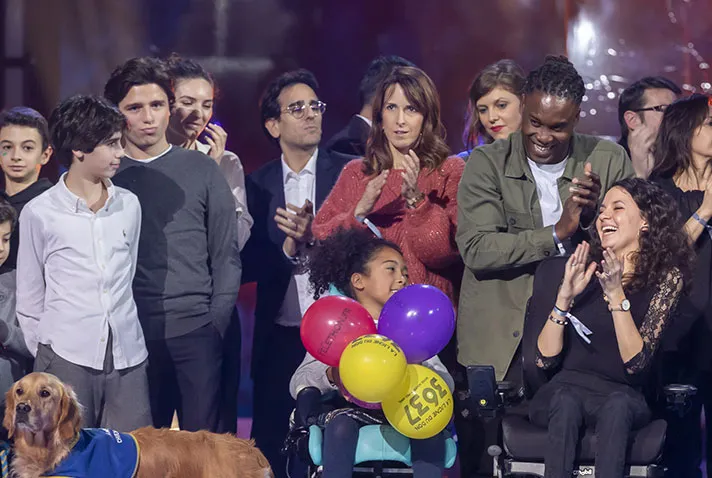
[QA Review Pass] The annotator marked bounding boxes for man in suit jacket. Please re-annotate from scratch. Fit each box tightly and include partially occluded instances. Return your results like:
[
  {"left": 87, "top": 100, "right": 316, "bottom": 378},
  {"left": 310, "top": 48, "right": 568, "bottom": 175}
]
[
  {"left": 325, "top": 55, "right": 414, "bottom": 159},
  {"left": 242, "top": 69, "right": 348, "bottom": 478}
]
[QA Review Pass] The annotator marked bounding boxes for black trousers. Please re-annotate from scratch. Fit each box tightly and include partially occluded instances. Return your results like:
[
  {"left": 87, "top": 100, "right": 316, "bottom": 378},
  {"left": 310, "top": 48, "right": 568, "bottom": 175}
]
[
  {"left": 217, "top": 307, "right": 242, "bottom": 434},
  {"left": 251, "top": 325, "right": 306, "bottom": 478},
  {"left": 146, "top": 322, "right": 223, "bottom": 432},
  {"left": 529, "top": 374, "right": 651, "bottom": 478}
]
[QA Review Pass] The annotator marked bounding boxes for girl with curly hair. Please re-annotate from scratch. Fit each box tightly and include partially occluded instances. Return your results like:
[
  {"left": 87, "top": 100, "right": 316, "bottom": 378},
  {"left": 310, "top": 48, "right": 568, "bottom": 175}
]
[
  {"left": 289, "top": 227, "right": 454, "bottom": 478},
  {"left": 649, "top": 92, "right": 712, "bottom": 476},
  {"left": 527, "top": 178, "right": 692, "bottom": 478}
]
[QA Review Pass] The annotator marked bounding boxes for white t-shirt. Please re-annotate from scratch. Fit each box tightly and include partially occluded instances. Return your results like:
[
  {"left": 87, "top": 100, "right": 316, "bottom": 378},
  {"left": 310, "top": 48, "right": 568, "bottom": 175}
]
[{"left": 527, "top": 157, "right": 568, "bottom": 227}]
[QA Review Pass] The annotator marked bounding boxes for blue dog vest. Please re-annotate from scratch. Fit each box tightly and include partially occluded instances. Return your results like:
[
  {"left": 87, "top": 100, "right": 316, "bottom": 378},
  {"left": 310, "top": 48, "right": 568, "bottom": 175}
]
[{"left": 43, "top": 428, "right": 139, "bottom": 478}]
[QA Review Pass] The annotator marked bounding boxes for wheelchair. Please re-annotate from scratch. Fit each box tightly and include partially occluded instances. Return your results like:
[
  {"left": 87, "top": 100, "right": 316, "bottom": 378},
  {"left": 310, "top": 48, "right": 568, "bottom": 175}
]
[
  {"left": 283, "top": 388, "right": 457, "bottom": 477},
  {"left": 466, "top": 301, "right": 697, "bottom": 478}
]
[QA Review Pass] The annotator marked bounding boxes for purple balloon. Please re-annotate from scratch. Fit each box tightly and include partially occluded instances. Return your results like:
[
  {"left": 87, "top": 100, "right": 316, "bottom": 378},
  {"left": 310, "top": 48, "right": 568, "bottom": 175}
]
[{"left": 377, "top": 284, "right": 456, "bottom": 363}]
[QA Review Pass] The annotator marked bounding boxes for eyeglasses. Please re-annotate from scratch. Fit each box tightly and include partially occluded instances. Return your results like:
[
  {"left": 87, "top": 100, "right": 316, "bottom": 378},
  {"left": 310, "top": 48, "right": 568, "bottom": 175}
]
[
  {"left": 632, "top": 104, "right": 669, "bottom": 113},
  {"left": 282, "top": 100, "right": 327, "bottom": 119}
]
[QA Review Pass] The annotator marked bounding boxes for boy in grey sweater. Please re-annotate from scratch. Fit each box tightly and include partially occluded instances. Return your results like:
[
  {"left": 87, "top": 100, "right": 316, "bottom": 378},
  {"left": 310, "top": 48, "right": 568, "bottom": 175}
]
[
  {"left": 106, "top": 57, "right": 239, "bottom": 432},
  {"left": 0, "top": 198, "right": 30, "bottom": 396}
]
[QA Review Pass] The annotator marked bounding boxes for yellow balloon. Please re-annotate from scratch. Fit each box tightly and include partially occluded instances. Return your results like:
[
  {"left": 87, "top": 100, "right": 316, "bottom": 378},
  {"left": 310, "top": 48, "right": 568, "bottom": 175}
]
[
  {"left": 339, "top": 334, "right": 407, "bottom": 403},
  {"left": 382, "top": 364, "right": 454, "bottom": 439}
]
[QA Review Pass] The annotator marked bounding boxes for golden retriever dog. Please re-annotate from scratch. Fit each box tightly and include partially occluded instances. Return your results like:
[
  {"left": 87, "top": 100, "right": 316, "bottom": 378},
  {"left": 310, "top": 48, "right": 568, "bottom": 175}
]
[{"left": 5, "top": 372, "right": 273, "bottom": 478}]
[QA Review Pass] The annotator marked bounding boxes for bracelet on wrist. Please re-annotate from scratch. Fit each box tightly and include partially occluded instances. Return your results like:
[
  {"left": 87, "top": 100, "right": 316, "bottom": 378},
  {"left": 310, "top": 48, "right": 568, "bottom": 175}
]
[
  {"left": 548, "top": 314, "right": 568, "bottom": 326},
  {"left": 406, "top": 192, "right": 425, "bottom": 209}
]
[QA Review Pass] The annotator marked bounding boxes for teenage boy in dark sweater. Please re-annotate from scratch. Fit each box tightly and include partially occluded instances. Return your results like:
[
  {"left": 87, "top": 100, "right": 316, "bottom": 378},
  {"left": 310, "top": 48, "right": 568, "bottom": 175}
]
[
  {"left": 0, "top": 107, "right": 53, "bottom": 271},
  {"left": 105, "top": 57, "right": 240, "bottom": 432}
]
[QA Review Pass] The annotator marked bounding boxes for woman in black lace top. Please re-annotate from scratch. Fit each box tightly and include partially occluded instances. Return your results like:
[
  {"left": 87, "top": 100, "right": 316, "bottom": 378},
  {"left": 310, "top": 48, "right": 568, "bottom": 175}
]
[{"left": 528, "top": 178, "right": 692, "bottom": 478}]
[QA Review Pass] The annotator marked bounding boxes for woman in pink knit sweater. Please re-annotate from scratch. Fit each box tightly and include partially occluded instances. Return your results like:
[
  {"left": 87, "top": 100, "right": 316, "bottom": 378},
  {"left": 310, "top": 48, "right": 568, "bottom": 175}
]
[{"left": 312, "top": 66, "right": 464, "bottom": 305}]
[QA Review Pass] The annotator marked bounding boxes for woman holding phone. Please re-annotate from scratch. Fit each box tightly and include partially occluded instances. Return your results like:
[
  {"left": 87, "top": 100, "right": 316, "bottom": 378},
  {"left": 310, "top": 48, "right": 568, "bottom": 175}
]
[{"left": 166, "top": 54, "right": 253, "bottom": 250}]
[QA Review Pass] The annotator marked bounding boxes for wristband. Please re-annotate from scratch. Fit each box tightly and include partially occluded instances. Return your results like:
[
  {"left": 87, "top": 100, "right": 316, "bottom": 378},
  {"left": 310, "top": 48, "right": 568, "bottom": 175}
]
[
  {"left": 550, "top": 307, "right": 594, "bottom": 344},
  {"left": 552, "top": 225, "right": 567, "bottom": 256},
  {"left": 355, "top": 214, "right": 383, "bottom": 238},
  {"left": 553, "top": 305, "right": 569, "bottom": 317},
  {"left": 693, "top": 212, "right": 710, "bottom": 228}
]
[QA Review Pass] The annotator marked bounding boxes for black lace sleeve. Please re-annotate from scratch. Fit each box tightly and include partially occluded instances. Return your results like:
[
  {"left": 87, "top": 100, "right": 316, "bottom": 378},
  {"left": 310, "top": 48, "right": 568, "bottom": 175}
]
[
  {"left": 535, "top": 340, "right": 563, "bottom": 370},
  {"left": 624, "top": 268, "right": 683, "bottom": 376}
]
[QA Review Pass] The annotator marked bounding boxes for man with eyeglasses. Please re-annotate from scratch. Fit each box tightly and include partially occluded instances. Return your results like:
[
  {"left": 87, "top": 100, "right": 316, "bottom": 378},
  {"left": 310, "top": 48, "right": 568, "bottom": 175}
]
[
  {"left": 242, "top": 69, "right": 348, "bottom": 478},
  {"left": 618, "top": 76, "right": 681, "bottom": 178}
]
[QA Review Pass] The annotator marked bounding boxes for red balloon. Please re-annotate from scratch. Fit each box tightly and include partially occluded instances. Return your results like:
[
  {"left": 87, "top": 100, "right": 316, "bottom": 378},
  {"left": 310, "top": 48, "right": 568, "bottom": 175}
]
[{"left": 300, "top": 296, "right": 377, "bottom": 367}]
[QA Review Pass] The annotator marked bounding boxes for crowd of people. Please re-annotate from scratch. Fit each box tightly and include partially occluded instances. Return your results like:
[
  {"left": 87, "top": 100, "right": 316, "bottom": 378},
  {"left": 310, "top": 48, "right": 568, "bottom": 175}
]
[{"left": 0, "top": 50, "right": 709, "bottom": 478}]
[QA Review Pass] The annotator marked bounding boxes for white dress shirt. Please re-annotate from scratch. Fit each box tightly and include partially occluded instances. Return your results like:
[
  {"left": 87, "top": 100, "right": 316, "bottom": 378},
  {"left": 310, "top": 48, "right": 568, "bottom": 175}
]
[
  {"left": 527, "top": 157, "right": 568, "bottom": 227},
  {"left": 16, "top": 174, "right": 147, "bottom": 371},
  {"left": 276, "top": 149, "right": 318, "bottom": 327},
  {"left": 196, "top": 142, "right": 253, "bottom": 251}
]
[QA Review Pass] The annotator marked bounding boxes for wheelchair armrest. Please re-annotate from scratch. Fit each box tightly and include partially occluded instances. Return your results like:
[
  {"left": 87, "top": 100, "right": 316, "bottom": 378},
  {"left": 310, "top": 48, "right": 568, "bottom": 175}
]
[
  {"left": 663, "top": 383, "right": 698, "bottom": 417},
  {"left": 663, "top": 383, "right": 697, "bottom": 396},
  {"left": 294, "top": 387, "right": 340, "bottom": 427},
  {"left": 497, "top": 380, "right": 515, "bottom": 392},
  {"left": 466, "top": 365, "right": 522, "bottom": 418}
]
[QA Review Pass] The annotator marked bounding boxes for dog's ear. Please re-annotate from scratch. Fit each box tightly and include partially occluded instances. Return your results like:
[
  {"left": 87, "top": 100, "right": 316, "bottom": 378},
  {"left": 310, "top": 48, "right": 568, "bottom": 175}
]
[
  {"left": 3, "top": 387, "right": 15, "bottom": 439},
  {"left": 57, "top": 384, "right": 81, "bottom": 442}
]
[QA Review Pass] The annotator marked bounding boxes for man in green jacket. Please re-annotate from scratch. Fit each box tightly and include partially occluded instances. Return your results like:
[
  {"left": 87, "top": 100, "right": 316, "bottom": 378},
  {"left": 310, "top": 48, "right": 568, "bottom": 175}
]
[
  {"left": 455, "top": 55, "right": 634, "bottom": 477},
  {"left": 457, "top": 55, "right": 635, "bottom": 382}
]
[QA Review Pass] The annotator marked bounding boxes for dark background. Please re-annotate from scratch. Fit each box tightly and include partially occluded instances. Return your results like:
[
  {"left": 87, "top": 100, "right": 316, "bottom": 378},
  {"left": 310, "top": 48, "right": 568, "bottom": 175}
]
[{"left": 5, "top": 0, "right": 712, "bottom": 176}]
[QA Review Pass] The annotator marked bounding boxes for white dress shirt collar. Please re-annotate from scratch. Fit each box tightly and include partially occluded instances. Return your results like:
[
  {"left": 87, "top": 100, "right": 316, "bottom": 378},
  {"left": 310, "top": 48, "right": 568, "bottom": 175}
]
[
  {"left": 281, "top": 148, "right": 318, "bottom": 185},
  {"left": 57, "top": 172, "right": 116, "bottom": 214}
]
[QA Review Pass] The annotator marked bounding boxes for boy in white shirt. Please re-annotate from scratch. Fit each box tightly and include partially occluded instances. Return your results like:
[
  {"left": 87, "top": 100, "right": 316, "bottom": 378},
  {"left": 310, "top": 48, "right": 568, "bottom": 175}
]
[{"left": 16, "top": 95, "right": 150, "bottom": 431}]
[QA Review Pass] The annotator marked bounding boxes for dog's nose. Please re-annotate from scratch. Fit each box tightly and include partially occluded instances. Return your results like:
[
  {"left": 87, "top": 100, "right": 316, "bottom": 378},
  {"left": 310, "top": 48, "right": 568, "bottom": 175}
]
[{"left": 16, "top": 402, "right": 31, "bottom": 414}]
